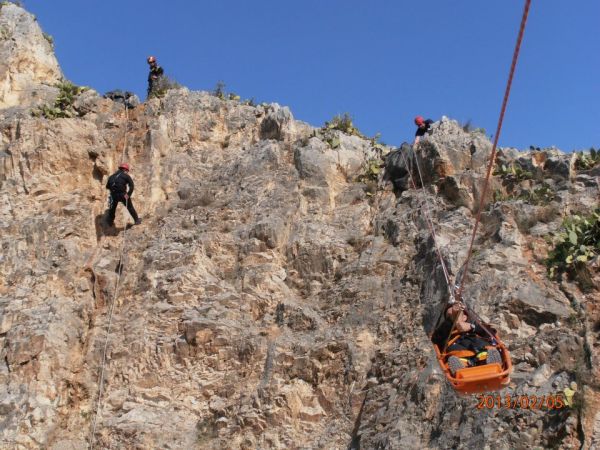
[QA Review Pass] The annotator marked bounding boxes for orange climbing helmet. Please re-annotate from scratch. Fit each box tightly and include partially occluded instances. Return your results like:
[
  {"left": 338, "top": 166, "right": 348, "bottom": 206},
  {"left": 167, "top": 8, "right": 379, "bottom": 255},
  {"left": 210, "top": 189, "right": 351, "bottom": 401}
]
[
  {"left": 414, "top": 116, "right": 425, "bottom": 126},
  {"left": 118, "top": 163, "right": 130, "bottom": 171},
  {"left": 147, "top": 56, "right": 156, "bottom": 64}
]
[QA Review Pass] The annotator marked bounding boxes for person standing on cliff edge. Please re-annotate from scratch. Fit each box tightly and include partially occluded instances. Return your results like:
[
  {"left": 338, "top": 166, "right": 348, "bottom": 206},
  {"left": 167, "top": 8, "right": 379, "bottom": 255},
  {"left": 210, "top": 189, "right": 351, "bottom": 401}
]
[
  {"left": 106, "top": 163, "right": 141, "bottom": 227},
  {"left": 413, "top": 115, "right": 434, "bottom": 146},
  {"left": 147, "top": 56, "right": 164, "bottom": 98}
]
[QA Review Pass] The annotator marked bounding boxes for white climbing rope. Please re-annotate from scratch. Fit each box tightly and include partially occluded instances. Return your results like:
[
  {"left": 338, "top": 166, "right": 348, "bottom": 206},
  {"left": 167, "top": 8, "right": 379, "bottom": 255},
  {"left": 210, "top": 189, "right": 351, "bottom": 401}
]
[
  {"left": 399, "top": 146, "right": 454, "bottom": 300},
  {"left": 120, "top": 105, "right": 129, "bottom": 162},
  {"left": 89, "top": 102, "right": 132, "bottom": 449}
]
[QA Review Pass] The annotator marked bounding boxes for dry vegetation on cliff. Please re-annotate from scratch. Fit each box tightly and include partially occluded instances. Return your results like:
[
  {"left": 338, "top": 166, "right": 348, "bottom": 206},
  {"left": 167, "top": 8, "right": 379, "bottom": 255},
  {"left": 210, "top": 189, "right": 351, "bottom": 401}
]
[{"left": 0, "top": 3, "right": 600, "bottom": 449}]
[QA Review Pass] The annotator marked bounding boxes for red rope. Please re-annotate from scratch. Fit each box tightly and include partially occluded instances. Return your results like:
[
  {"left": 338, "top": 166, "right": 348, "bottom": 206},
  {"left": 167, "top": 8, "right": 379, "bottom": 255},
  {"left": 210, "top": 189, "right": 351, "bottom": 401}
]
[{"left": 456, "top": 0, "right": 532, "bottom": 299}]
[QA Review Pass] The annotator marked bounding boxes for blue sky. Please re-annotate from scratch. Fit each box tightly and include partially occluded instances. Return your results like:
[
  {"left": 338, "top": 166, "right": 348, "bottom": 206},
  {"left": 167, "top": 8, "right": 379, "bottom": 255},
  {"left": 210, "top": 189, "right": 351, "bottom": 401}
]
[{"left": 24, "top": 0, "right": 599, "bottom": 151}]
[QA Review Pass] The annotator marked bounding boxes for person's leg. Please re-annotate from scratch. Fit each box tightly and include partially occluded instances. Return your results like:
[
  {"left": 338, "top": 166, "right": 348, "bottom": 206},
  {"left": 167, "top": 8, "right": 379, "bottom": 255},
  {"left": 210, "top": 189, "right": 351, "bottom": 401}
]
[
  {"left": 486, "top": 347, "right": 502, "bottom": 365},
  {"left": 459, "top": 336, "right": 490, "bottom": 353},
  {"left": 460, "top": 336, "right": 502, "bottom": 365},
  {"left": 125, "top": 198, "right": 140, "bottom": 223},
  {"left": 107, "top": 195, "right": 118, "bottom": 225},
  {"left": 447, "top": 340, "right": 469, "bottom": 352},
  {"left": 447, "top": 338, "right": 471, "bottom": 374}
]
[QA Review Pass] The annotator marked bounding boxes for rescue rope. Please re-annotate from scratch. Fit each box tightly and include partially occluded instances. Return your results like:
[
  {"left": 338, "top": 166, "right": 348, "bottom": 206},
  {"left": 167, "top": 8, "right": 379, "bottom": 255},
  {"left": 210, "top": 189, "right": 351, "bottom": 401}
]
[
  {"left": 89, "top": 102, "right": 132, "bottom": 448},
  {"left": 456, "top": 0, "right": 531, "bottom": 299},
  {"left": 89, "top": 209, "right": 128, "bottom": 448},
  {"left": 411, "top": 146, "right": 453, "bottom": 294},
  {"left": 120, "top": 105, "right": 129, "bottom": 162},
  {"left": 399, "top": 148, "right": 454, "bottom": 299}
]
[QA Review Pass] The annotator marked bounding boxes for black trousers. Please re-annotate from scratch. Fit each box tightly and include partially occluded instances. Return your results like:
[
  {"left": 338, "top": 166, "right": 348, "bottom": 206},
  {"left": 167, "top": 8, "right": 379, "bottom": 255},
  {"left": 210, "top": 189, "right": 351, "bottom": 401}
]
[
  {"left": 108, "top": 194, "right": 139, "bottom": 224},
  {"left": 448, "top": 335, "right": 490, "bottom": 354}
]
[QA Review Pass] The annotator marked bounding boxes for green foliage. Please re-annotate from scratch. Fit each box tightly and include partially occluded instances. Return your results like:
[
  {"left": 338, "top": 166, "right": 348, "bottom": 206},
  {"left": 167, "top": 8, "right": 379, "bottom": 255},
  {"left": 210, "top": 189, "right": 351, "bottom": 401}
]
[
  {"left": 0, "top": 25, "right": 9, "bottom": 40},
  {"left": 323, "top": 113, "right": 366, "bottom": 138},
  {"left": 460, "top": 119, "right": 485, "bottom": 135},
  {"left": 526, "top": 183, "right": 556, "bottom": 205},
  {"left": 574, "top": 148, "right": 600, "bottom": 171},
  {"left": 212, "top": 81, "right": 226, "bottom": 100},
  {"left": 1, "top": 1, "right": 23, "bottom": 7},
  {"left": 147, "top": 75, "right": 180, "bottom": 99},
  {"left": 42, "top": 32, "right": 54, "bottom": 48},
  {"left": 315, "top": 112, "right": 379, "bottom": 150},
  {"left": 492, "top": 189, "right": 508, "bottom": 203},
  {"left": 32, "top": 81, "right": 88, "bottom": 119},
  {"left": 546, "top": 210, "right": 600, "bottom": 286},
  {"left": 356, "top": 158, "right": 382, "bottom": 185},
  {"left": 493, "top": 162, "right": 533, "bottom": 182},
  {"left": 241, "top": 97, "right": 256, "bottom": 107},
  {"left": 493, "top": 179, "right": 556, "bottom": 207},
  {"left": 210, "top": 81, "right": 250, "bottom": 104},
  {"left": 461, "top": 119, "right": 472, "bottom": 133}
]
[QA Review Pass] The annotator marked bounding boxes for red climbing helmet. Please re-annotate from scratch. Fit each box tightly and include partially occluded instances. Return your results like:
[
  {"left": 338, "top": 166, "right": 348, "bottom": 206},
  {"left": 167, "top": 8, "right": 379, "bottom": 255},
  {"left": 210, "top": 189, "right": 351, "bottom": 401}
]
[
  {"left": 414, "top": 116, "right": 425, "bottom": 126},
  {"left": 147, "top": 56, "right": 156, "bottom": 64},
  {"left": 119, "top": 163, "right": 130, "bottom": 171}
]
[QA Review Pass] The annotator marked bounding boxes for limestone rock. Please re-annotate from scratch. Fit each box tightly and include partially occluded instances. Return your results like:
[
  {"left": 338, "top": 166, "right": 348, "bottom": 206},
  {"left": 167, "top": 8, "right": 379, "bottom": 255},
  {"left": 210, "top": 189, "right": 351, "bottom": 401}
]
[
  {"left": 0, "top": 3, "right": 62, "bottom": 109},
  {"left": 0, "top": 5, "right": 597, "bottom": 449}
]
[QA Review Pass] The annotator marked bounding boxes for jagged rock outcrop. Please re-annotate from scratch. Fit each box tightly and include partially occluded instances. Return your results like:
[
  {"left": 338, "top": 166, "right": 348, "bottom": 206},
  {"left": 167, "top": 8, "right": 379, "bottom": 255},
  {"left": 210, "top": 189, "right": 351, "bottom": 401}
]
[
  {"left": 0, "top": 3, "right": 62, "bottom": 109},
  {"left": 0, "top": 4, "right": 599, "bottom": 449}
]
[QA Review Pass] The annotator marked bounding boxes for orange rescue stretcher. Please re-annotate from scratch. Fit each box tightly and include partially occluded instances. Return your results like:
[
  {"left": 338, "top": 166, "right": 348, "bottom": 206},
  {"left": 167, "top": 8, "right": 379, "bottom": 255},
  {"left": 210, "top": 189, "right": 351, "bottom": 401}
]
[{"left": 432, "top": 335, "right": 512, "bottom": 395}]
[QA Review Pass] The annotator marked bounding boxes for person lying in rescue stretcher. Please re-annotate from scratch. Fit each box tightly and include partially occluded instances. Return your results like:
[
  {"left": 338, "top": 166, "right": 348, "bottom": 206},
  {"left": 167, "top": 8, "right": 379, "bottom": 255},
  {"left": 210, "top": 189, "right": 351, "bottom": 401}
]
[{"left": 432, "top": 302, "right": 502, "bottom": 375}]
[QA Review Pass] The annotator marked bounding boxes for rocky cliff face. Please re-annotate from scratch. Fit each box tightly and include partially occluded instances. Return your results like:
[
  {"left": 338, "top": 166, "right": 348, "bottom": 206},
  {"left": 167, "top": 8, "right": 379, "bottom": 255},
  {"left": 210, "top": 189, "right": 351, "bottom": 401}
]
[
  {"left": 0, "top": 3, "right": 62, "bottom": 109},
  {"left": 0, "top": 4, "right": 599, "bottom": 449}
]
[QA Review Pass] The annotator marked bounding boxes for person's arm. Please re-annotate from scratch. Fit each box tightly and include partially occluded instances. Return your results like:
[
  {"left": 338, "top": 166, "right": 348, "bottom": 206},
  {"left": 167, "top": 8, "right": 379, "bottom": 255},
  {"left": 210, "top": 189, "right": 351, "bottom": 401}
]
[
  {"left": 125, "top": 174, "right": 134, "bottom": 197},
  {"left": 455, "top": 316, "right": 473, "bottom": 333},
  {"left": 413, "top": 135, "right": 421, "bottom": 146},
  {"left": 473, "top": 321, "right": 496, "bottom": 337}
]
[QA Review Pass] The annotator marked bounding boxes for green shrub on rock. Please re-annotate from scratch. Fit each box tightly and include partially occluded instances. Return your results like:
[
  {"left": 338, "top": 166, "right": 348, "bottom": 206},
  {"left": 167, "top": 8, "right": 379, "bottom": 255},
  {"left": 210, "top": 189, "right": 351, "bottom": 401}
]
[
  {"left": 32, "top": 81, "right": 88, "bottom": 119},
  {"left": 546, "top": 210, "right": 600, "bottom": 289},
  {"left": 148, "top": 75, "right": 181, "bottom": 99},
  {"left": 323, "top": 113, "right": 365, "bottom": 138},
  {"left": 574, "top": 148, "right": 600, "bottom": 171},
  {"left": 493, "top": 162, "right": 533, "bottom": 182},
  {"left": 356, "top": 158, "right": 381, "bottom": 183}
]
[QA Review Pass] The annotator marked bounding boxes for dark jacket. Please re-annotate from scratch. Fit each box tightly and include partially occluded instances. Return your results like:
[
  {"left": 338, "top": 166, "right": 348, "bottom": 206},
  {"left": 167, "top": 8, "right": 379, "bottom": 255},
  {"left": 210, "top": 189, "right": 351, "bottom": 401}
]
[
  {"left": 148, "top": 64, "right": 164, "bottom": 84},
  {"left": 106, "top": 170, "right": 134, "bottom": 196},
  {"left": 415, "top": 119, "right": 434, "bottom": 137}
]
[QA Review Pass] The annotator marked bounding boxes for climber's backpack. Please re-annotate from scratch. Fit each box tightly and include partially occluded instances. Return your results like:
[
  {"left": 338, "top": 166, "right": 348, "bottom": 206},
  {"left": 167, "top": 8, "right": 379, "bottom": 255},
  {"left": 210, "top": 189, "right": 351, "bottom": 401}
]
[{"left": 106, "top": 172, "right": 123, "bottom": 193}]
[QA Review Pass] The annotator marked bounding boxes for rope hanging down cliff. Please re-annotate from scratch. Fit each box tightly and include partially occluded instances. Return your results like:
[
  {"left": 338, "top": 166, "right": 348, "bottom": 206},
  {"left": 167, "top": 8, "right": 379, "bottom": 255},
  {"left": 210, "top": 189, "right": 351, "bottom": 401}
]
[
  {"left": 455, "top": 0, "right": 532, "bottom": 299},
  {"left": 89, "top": 102, "right": 132, "bottom": 449},
  {"left": 398, "top": 149, "right": 454, "bottom": 299},
  {"left": 405, "top": 0, "right": 532, "bottom": 306}
]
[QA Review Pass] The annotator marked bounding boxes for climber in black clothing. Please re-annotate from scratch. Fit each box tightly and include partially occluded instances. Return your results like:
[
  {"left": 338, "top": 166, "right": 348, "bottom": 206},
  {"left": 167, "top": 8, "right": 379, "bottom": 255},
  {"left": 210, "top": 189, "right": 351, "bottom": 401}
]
[
  {"left": 106, "top": 163, "right": 141, "bottom": 226},
  {"left": 413, "top": 115, "right": 434, "bottom": 146},
  {"left": 147, "top": 55, "right": 164, "bottom": 98}
]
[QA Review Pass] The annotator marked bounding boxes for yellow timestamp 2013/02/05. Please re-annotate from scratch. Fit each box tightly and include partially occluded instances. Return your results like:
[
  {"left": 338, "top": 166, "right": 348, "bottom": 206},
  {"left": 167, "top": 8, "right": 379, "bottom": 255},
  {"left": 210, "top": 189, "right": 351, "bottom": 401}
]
[{"left": 476, "top": 394, "right": 566, "bottom": 410}]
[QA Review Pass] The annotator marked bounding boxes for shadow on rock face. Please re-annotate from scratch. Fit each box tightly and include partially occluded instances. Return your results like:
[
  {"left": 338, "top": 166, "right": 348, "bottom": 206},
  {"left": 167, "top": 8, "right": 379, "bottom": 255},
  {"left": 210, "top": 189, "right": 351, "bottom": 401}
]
[{"left": 95, "top": 212, "right": 124, "bottom": 239}]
